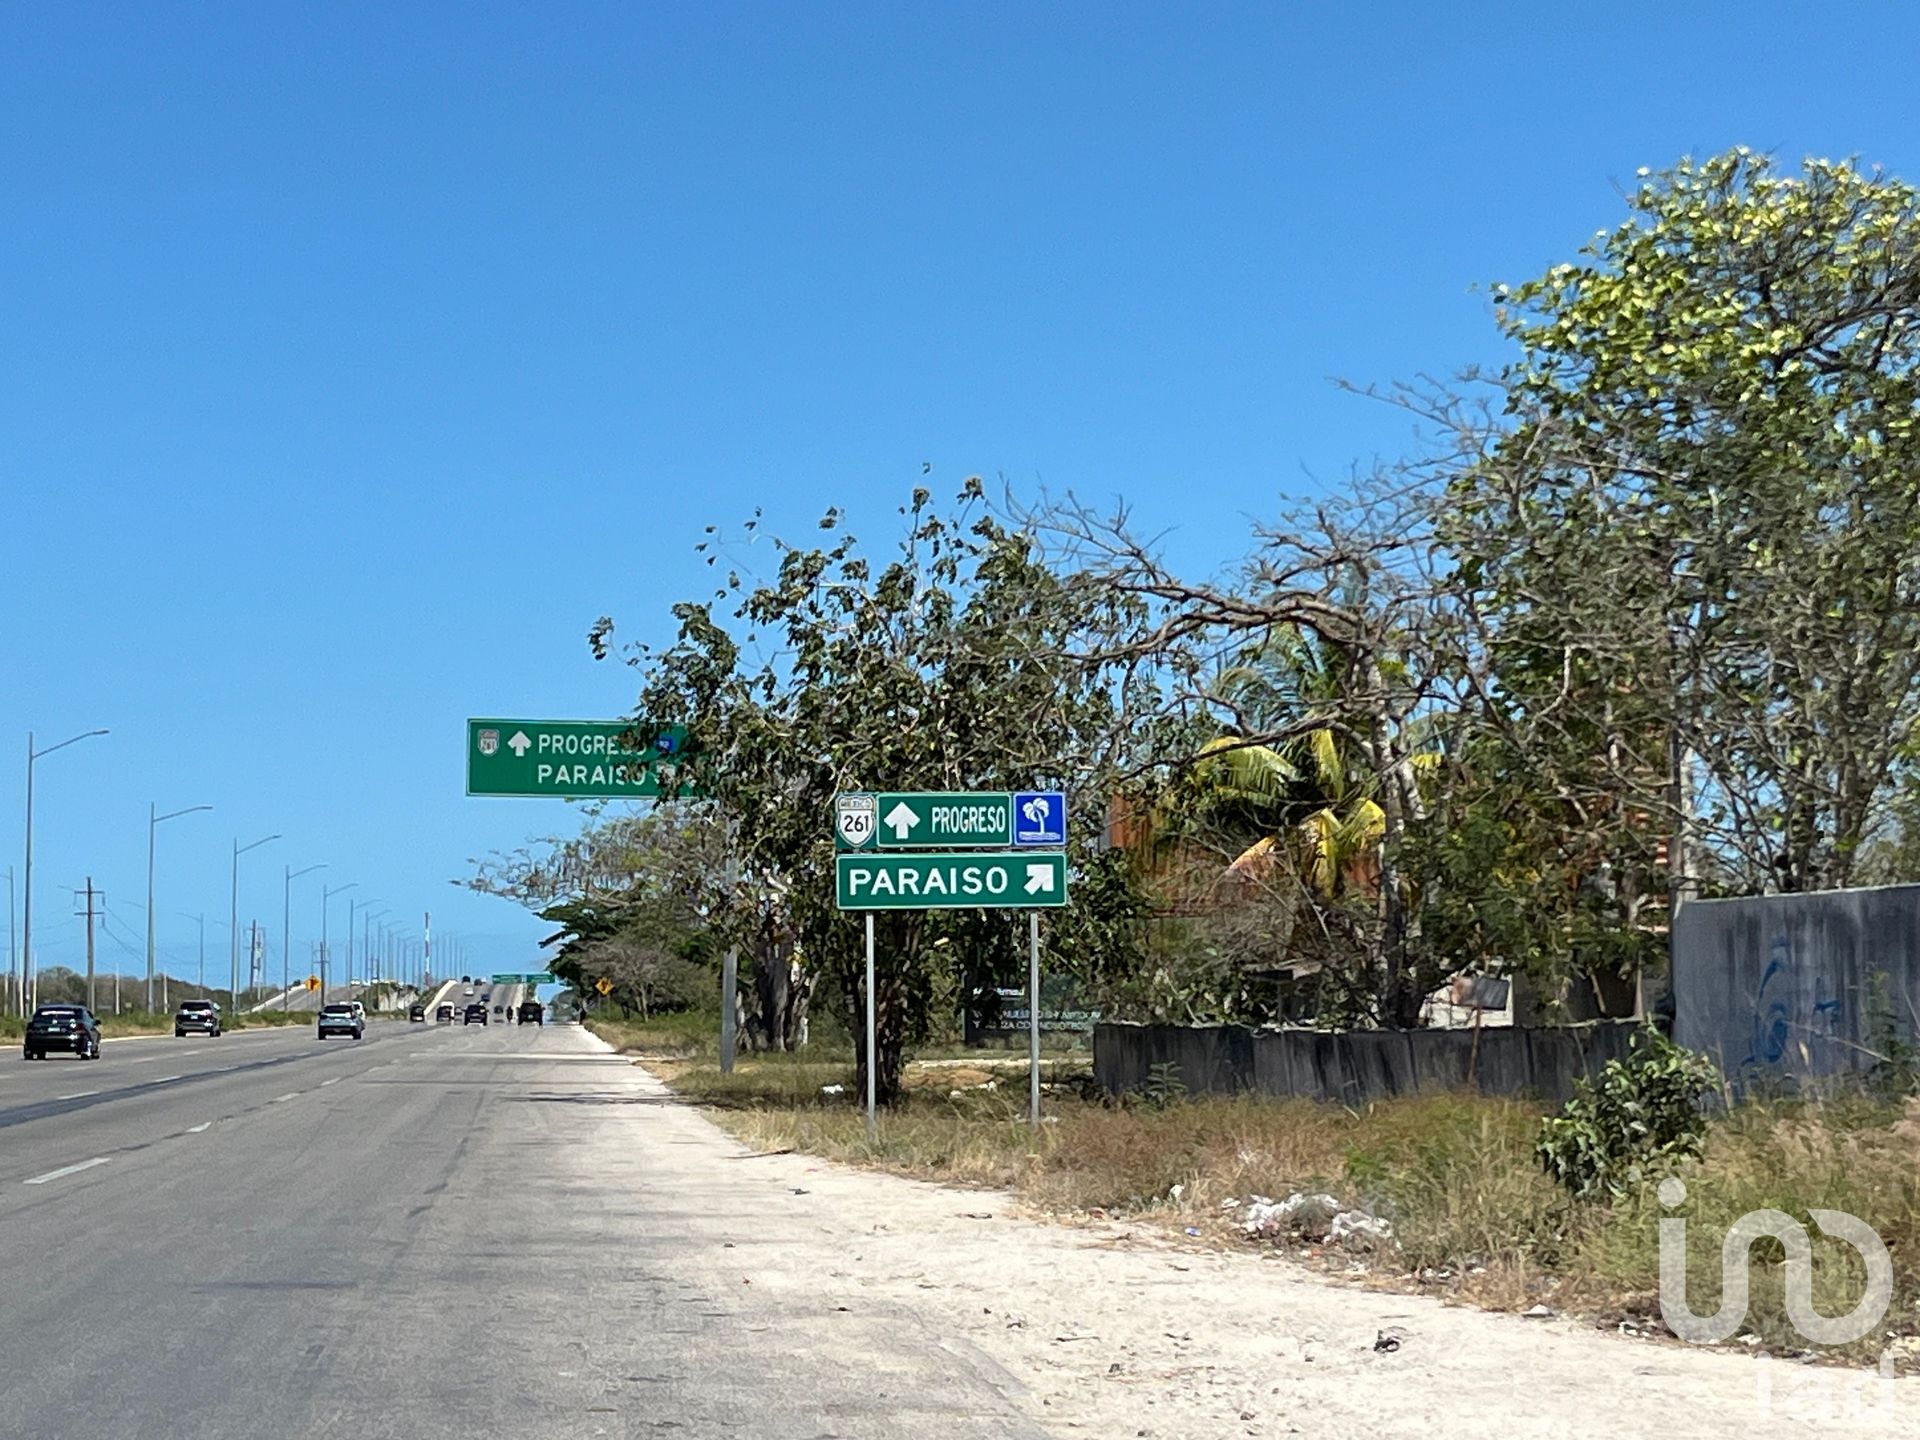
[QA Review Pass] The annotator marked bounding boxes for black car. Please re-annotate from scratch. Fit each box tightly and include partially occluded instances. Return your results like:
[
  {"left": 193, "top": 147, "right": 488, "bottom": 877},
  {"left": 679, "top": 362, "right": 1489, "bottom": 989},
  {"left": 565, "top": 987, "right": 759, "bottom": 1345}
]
[
  {"left": 407, "top": 1003, "right": 427, "bottom": 1023},
  {"left": 435, "top": 1002, "right": 454, "bottom": 1023},
  {"left": 174, "top": 999, "right": 222, "bottom": 1037},
  {"left": 516, "top": 1001, "right": 543, "bottom": 1026},
  {"left": 25, "top": 1005, "right": 102, "bottom": 1061},
  {"left": 462, "top": 1003, "right": 488, "bottom": 1025},
  {"left": 317, "top": 1003, "right": 363, "bottom": 1040}
]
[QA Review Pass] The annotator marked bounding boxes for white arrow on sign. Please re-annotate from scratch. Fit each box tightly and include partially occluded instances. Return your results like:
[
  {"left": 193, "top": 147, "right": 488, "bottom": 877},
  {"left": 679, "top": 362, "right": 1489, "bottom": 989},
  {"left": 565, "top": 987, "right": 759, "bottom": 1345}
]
[
  {"left": 883, "top": 801, "right": 921, "bottom": 841},
  {"left": 508, "top": 731, "right": 532, "bottom": 758},
  {"left": 1023, "top": 863, "right": 1055, "bottom": 895}
]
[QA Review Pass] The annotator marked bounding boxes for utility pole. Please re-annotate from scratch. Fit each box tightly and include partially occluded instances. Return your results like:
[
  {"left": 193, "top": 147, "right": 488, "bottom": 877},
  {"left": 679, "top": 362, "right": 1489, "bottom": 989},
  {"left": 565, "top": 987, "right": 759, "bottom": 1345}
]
[
  {"left": 75, "top": 878, "right": 101, "bottom": 1012},
  {"left": 6, "top": 865, "right": 15, "bottom": 1019}
]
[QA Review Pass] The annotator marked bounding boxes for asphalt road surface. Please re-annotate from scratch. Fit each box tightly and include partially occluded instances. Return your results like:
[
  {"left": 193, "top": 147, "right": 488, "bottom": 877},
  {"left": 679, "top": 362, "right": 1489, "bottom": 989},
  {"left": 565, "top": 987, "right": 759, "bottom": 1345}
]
[{"left": 0, "top": 1016, "right": 1041, "bottom": 1439}]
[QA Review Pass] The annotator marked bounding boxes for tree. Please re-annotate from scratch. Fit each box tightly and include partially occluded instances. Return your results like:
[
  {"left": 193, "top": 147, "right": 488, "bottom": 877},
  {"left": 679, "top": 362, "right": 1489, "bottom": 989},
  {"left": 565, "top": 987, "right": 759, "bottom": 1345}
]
[
  {"left": 1046, "top": 483, "right": 1462, "bottom": 1026},
  {"left": 614, "top": 481, "right": 1153, "bottom": 1104},
  {"left": 465, "top": 809, "right": 723, "bottom": 1004},
  {"left": 1457, "top": 149, "right": 1920, "bottom": 897}
]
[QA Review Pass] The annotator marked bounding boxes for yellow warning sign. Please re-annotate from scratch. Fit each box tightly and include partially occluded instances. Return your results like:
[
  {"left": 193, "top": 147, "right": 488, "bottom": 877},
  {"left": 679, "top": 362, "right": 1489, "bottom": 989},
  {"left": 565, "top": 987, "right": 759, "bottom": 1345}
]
[{"left": 595, "top": 977, "right": 613, "bottom": 996}]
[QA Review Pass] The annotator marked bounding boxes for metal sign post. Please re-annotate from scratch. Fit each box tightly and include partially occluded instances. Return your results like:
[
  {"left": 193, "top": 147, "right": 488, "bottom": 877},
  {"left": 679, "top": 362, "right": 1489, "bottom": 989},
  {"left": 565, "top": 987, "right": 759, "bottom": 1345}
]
[
  {"left": 1028, "top": 912, "right": 1041, "bottom": 1129},
  {"left": 864, "top": 913, "right": 877, "bottom": 1143},
  {"left": 835, "top": 789, "right": 1068, "bottom": 1134}
]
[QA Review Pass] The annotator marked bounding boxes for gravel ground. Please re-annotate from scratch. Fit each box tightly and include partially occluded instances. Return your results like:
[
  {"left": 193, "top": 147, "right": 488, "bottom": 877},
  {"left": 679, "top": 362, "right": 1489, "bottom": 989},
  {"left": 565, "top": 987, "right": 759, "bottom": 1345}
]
[{"left": 588, "top": 1032, "right": 1920, "bottom": 1439}]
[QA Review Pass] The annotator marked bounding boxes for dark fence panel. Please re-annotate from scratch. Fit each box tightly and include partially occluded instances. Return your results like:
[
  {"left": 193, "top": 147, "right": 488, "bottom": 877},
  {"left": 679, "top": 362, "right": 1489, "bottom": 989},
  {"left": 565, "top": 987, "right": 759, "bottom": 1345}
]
[{"left": 1095, "top": 1019, "right": 1639, "bottom": 1104}]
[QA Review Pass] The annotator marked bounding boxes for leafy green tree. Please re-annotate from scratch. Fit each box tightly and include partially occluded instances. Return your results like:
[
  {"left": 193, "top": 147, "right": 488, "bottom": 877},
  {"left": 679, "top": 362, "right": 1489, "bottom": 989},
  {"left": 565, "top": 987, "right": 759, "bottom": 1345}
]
[
  {"left": 1458, "top": 149, "right": 1920, "bottom": 896},
  {"left": 616, "top": 482, "right": 1153, "bottom": 1104}
]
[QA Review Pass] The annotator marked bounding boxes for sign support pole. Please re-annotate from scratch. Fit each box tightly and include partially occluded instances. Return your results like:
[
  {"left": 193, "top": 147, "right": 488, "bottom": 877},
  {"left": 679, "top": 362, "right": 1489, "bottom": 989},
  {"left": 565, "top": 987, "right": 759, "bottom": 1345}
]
[
  {"left": 720, "top": 827, "right": 738, "bottom": 1074},
  {"left": 864, "top": 912, "right": 877, "bottom": 1143},
  {"left": 1028, "top": 912, "right": 1041, "bottom": 1129}
]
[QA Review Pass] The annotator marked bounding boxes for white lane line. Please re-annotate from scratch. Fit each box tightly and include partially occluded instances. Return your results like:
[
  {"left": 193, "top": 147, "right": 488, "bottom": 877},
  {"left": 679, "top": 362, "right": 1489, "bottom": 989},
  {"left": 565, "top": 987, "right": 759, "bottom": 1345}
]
[
  {"left": 186, "top": 1122, "right": 211, "bottom": 1133},
  {"left": 58, "top": 1090, "right": 100, "bottom": 1101},
  {"left": 178, "top": 1048, "right": 202, "bottom": 1056},
  {"left": 320, "top": 1077, "right": 341, "bottom": 1087},
  {"left": 24, "top": 1157, "right": 109, "bottom": 1185},
  {"left": 271, "top": 1091, "right": 299, "bottom": 1103},
  {"left": 149, "top": 1075, "right": 182, "bottom": 1085}
]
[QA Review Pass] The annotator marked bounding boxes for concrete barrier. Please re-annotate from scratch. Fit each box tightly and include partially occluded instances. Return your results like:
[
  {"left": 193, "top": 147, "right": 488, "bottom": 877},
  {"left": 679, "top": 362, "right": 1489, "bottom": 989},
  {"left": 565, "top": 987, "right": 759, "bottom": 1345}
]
[
  {"left": 1094, "top": 1018, "right": 1639, "bottom": 1104},
  {"left": 1671, "top": 884, "right": 1920, "bottom": 1093}
]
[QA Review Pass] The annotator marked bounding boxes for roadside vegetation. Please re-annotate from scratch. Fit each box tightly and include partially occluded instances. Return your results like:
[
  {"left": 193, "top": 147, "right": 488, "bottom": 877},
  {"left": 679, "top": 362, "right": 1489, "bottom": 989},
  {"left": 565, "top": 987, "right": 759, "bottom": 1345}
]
[
  {"left": 486, "top": 149, "right": 1920, "bottom": 1367},
  {"left": 621, "top": 1035, "right": 1920, "bottom": 1366}
]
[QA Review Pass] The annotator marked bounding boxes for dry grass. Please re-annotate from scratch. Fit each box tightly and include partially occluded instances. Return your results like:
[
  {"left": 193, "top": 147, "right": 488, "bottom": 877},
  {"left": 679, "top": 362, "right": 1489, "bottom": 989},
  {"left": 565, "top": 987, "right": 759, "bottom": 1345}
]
[{"left": 638, "top": 1050, "right": 1920, "bottom": 1365}]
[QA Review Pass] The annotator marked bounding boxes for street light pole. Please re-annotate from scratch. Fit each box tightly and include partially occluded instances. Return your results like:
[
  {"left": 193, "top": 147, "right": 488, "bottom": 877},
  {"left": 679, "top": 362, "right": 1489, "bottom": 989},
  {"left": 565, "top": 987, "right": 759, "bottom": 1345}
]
[
  {"left": 321, "top": 882, "right": 356, "bottom": 1002},
  {"left": 360, "top": 909, "right": 388, "bottom": 988},
  {"left": 148, "top": 802, "right": 212, "bottom": 1011},
  {"left": 22, "top": 728, "right": 108, "bottom": 1015},
  {"left": 230, "top": 834, "right": 280, "bottom": 1017},
  {"left": 283, "top": 863, "right": 325, "bottom": 1005}
]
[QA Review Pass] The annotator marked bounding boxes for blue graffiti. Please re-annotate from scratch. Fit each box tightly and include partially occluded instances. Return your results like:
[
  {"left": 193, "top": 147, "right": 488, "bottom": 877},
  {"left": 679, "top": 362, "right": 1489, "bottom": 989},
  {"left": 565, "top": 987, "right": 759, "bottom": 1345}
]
[{"left": 1744, "top": 931, "right": 1847, "bottom": 1073}]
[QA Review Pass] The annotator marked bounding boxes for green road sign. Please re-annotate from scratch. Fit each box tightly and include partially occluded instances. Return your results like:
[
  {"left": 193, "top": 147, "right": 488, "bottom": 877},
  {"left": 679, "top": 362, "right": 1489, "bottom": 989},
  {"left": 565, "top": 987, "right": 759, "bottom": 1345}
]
[
  {"left": 466, "top": 719, "right": 701, "bottom": 799},
  {"left": 491, "top": 972, "right": 556, "bottom": 984},
  {"left": 836, "top": 851, "right": 1068, "bottom": 910},
  {"left": 835, "top": 791, "right": 1014, "bottom": 849}
]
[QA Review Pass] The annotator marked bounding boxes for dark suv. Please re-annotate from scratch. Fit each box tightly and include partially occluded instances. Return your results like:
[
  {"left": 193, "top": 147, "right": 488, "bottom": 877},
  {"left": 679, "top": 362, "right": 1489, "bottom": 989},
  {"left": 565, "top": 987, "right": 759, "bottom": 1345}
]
[
  {"left": 174, "top": 999, "right": 222, "bottom": 1037},
  {"left": 516, "top": 1001, "right": 543, "bottom": 1026},
  {"left": 25, "top": 1005, "right": 102, "bottom": 1061},
  {"left": 462, "top": 1003, "right": 488, "bottom": 1025}
]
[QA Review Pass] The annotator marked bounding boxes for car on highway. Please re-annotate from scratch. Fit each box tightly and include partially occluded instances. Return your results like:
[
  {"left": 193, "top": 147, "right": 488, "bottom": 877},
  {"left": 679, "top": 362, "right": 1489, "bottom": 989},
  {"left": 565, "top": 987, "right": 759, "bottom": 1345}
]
[
  {"left": 435, "top": 1002, "right": 454, "bottom": 1023},
  {"left": 350, "top": 1000, "right": 366, "bottom": 1025},
  {"left": 174, "top": 999, "right": 223, "bottom": 1037},
  {"left": 408, "top": 1003, "right": 426, "bottom": 1023},
  {"left": 24, "top": 1004, "right": 103, "bottom": 1061},
  {"left": 516, "top": 1000, "right": 543, "bottom": 1026},
  {"left": 317, "top": 1003, "right": 364, "bottom": 1041},
  {"left": 462, "top": 1002, "right": 487, "bottom": 1025},
  {"left": 463, "top": 985, "right": 475, "bottom": 997}
]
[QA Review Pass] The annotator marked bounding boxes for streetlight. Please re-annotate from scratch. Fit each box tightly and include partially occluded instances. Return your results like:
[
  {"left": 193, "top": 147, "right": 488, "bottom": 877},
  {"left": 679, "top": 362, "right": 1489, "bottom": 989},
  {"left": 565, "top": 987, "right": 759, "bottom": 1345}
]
[
  {"left": 284, "top": 863, "right": 326, "bottom": 1005},
  {"left": 177, "top": 911, "right": 207, "bottom": 995},
  {"left": 22, "top": 729, "right": 109, "bottom": 1014},
  {"left": 230, "top": 834, "right": 279, "bottom": 1016},
  {"left": 346, "top": 897, "right": 382, "bottom": 992},
  {"left": 147, "top": 803, "right": 212, "bottom": 1012},
  {"left": 359, "top": 908, "right": 389, "bottom": 988},
  {"left": 320, "top": 882, "right": 357, "bottom": 1001}
]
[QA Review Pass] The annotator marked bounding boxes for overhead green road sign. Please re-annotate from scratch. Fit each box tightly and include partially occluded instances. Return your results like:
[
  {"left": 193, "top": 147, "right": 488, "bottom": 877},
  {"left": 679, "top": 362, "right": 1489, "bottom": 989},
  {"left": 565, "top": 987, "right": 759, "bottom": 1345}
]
[
  {"left": 491, "top": 972, "right": 555, "bottom": 984},
  {"left": 835, "top": 791, "right": 1014, "bottom": 849},
  {"left": 466, "top": 719, "right": 702, "bottom": 799},
  {"left": 836, "top": 851, "right": 1068, "bottom": 910}
]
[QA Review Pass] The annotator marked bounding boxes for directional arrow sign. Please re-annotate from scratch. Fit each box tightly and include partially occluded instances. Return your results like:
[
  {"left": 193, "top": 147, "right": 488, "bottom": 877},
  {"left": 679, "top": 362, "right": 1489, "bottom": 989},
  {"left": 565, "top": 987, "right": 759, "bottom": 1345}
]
[
  {"left": 467, "top": 719, "right": 703, "bottom": 799},
  {"left": 835, "top": 851, "right": 1068, "bottom": 910},
  {"left": 835, "top": 792, "right": 1014, "bottom": 849}
]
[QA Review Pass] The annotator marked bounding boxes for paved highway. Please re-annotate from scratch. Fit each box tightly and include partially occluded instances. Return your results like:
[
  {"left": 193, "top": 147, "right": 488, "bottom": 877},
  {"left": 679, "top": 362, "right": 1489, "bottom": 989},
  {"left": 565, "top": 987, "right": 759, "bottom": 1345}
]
[{"left": 0, "top": 1015, "right": 1037, "bottom": 1439}]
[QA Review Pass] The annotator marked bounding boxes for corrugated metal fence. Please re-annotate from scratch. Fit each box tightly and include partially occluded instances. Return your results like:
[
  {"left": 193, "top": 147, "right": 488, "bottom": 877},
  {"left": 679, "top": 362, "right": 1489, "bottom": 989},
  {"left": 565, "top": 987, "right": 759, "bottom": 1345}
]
[{"left": 1093, "top": 1019, "right": 1640, "bottom": 1104}]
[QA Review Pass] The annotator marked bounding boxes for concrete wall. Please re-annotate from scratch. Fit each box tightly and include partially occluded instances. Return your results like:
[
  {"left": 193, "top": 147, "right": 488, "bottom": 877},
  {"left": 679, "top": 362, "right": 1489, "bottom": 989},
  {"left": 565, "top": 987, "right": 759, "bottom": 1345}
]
[
  {"left": 1671, "top": 884, "right": 1920, "bottom": 1090},
  {"left": 1094, "top": 1019, "right": 1639, "bottom": 1104}
]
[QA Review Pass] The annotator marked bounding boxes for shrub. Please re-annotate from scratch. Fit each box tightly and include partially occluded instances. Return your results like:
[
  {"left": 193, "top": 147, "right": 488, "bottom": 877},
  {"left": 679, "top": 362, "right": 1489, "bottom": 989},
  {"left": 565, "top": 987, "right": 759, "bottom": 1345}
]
[{"left": 1537, "top": 1029, "right": 1718, "bottom": 1200}]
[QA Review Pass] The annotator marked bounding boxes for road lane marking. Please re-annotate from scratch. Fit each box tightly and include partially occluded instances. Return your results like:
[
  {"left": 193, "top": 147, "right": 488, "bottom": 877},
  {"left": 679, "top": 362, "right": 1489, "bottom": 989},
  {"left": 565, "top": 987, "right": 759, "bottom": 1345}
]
[
  {"left": 58, "top": 1090, "right": 100, "bottom": 1101},
  {"left": 271, "top": 1092, "right": 299, "bottom": 1103},
  {"left": 186, "top": 1122, "right": 211, "bottom": 1133},
  {"left": 150, "top": 1075, "right": 182, "bottom": 1085},
  {"left": 320, "top": 1077, "right": 341, "bottom": 1087},
  {"left": 25, "top": 1158, "right": 109, "bottom": 1185}
]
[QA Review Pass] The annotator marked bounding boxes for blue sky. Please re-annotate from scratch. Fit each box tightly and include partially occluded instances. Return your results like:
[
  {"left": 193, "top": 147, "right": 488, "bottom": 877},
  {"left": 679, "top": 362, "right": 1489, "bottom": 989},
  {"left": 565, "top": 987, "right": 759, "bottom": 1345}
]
[{"left": 4, "top": 2, "right": 1916, "bottom": 985}]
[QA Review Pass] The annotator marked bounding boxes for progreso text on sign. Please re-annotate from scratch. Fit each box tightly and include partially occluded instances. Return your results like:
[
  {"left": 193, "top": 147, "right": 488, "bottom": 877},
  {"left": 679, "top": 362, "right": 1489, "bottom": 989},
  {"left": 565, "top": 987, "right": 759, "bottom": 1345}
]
[
  {"left": 466, "top": 719, "right": 700, "bottom": 798},
  {"left": 835, "top": 852, "right": 1068, "bottom": 910}
]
